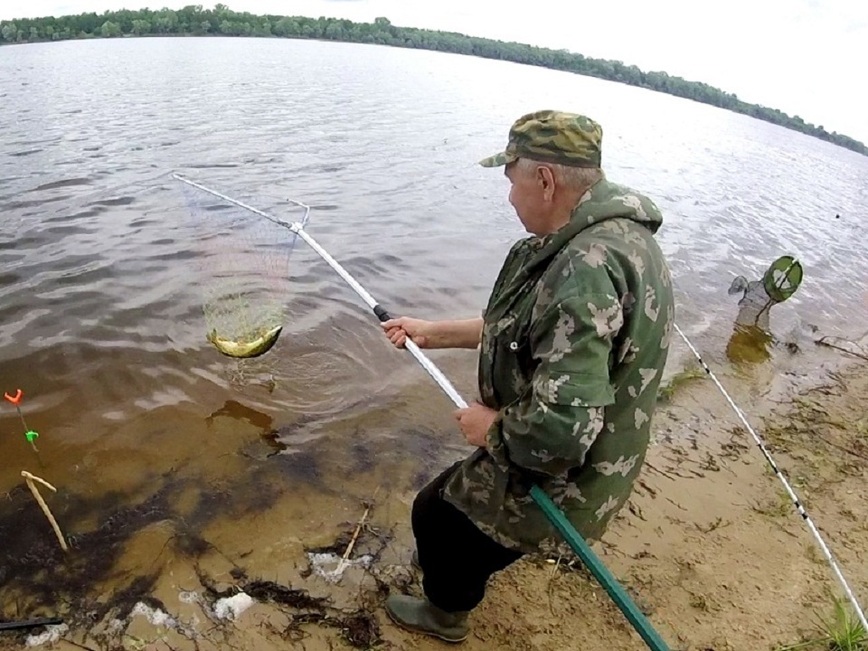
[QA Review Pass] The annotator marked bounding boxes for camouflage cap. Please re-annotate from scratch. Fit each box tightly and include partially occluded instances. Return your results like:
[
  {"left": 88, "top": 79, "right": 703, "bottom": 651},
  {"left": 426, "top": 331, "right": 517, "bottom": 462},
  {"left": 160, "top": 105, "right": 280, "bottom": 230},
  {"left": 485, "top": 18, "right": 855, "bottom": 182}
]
[{"left": 479, "top": 110, "right": 603, "bottom": 169}]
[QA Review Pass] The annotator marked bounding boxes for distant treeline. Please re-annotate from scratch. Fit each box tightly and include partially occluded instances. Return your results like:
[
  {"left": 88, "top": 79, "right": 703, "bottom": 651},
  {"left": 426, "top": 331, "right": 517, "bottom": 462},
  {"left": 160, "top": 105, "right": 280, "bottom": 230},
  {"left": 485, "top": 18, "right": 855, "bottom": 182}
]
[{"left": 2, "top": 4, "right": 864, "bottom": 156}]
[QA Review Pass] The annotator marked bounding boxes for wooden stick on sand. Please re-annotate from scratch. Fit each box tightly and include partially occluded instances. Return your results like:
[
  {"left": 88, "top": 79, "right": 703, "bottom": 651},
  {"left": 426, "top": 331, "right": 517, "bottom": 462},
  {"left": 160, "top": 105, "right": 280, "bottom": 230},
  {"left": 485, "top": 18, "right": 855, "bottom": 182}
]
[
  {"left": 21, "top": 471, "right": 68, "bottom": 552},
  {"left": 335, "top": 487, "right": 380, "bottom": 576}
]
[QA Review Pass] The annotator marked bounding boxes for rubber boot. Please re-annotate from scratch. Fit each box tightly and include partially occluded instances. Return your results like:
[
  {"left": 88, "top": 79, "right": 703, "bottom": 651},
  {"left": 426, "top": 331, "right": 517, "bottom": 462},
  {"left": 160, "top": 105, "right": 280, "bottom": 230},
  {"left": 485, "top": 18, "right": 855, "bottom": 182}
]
[{"left": 385, "top": 595, "right": 469, "bottom": 643}]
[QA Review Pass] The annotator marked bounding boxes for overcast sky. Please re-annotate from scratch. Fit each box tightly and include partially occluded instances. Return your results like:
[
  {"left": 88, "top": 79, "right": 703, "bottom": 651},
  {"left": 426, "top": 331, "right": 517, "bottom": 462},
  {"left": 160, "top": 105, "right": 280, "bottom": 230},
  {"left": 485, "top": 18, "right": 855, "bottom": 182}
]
[{"left": 3, "top": 0, "right": 866, "bottom": 143}]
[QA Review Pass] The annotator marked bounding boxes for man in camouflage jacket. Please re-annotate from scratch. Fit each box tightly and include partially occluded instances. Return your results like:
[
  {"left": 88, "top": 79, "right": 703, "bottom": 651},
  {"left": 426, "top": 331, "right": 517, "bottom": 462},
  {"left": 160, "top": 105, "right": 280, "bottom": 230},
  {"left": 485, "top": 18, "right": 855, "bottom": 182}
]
[{"left": 382, "top": 110, "right": 675, "bottom": 643}]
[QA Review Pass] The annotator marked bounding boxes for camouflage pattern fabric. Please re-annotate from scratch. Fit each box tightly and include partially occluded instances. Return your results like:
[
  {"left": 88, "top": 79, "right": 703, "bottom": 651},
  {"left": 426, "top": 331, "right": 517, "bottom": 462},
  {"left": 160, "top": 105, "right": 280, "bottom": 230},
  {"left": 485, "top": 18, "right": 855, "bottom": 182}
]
[
  {"left": 479, "top": 110, "right": 603, "bottom": 169},
  {"left": 442, "top": 178, "right": 675, "bottom": 555}
]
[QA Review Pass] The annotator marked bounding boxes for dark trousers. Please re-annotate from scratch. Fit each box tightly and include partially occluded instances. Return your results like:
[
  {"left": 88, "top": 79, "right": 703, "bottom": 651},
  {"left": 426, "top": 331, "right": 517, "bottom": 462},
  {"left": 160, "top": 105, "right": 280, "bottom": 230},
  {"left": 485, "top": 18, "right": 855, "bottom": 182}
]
[{"left": 412, "top": 462, "right": 524, "bottom": 613}]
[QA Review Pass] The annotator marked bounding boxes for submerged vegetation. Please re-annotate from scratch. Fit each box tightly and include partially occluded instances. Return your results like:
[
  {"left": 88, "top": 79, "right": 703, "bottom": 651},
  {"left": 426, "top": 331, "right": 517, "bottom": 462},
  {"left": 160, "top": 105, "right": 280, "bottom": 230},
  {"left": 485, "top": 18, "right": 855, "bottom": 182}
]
[{"left": 1, "top": 3, "right": 865, "bottom": 157}]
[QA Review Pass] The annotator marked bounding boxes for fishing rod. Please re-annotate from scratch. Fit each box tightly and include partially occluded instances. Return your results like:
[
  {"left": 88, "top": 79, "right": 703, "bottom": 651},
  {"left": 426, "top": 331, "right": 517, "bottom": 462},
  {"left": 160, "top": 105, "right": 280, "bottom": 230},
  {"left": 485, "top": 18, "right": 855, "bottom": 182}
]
[
  {"left": 721, "top": 253, "right": 865, "bottom": 625},
  {"left": 173, "top": 173, "right": 672, "bottom": 651},
  {"left": 172, "top": 174, "right": 463, "bottom": 408},
  {"left": 0, "top": 617, "right": 63, "bottom": 632},
  {"left": 673, "top": 323, "right": 867, "bottom": 631}
]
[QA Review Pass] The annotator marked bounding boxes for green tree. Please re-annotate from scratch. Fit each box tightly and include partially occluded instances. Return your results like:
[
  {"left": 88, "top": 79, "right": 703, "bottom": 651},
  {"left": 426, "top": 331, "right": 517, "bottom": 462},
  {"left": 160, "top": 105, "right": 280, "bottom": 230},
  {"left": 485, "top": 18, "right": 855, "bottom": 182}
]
[
  {"left": 153, "top": 10, "right": 179, "bottom": 33},
  {"left": 1, "top": 23, "right": 17, "bottom": 41},
  {"left": 255, "top": 19, "right": 272, "bottom": 36},
  {"left": 324, "top": 22, "right": 342, "bottom": 40},
  {"left": 131, "top": 19, "right": 150, "bottom": 35},
  {"left": 100, "top": 20, "right": 121, "bottom": 37},
  {"left": 273, "top": 17, "right": 298, "bottom": 37}
]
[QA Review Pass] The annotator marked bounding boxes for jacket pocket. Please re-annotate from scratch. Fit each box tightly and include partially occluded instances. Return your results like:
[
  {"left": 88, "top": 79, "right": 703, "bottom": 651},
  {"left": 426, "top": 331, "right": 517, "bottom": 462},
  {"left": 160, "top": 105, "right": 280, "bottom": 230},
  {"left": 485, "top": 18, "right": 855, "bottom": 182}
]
[{"left": 489, "top": 313, "right": 534, "bottom": 406}]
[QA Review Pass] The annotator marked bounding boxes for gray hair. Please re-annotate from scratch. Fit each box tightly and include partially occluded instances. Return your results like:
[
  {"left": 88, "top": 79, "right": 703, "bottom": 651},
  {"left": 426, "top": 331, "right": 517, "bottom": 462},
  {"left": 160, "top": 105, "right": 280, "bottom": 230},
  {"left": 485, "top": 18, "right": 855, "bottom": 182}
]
[{"left": 515, "top": 158, "right": 603, "bottom": 192}]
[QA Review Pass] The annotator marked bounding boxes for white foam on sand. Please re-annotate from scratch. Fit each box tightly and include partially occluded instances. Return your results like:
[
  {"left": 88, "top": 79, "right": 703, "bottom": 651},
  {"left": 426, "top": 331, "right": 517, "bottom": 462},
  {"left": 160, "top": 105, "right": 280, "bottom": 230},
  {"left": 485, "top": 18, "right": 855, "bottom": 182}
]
[
  {"left": 307, "top": 551, "right": 374, "bottom": 583},
  {"left": 25, "top": 624, "right": 68, "bottom": 647},
  {"left": 131, "top": 602, "right": 177, "bottom": 628},
  {"left": 214, "top": 592, "right": 254, "bottom": 620}
]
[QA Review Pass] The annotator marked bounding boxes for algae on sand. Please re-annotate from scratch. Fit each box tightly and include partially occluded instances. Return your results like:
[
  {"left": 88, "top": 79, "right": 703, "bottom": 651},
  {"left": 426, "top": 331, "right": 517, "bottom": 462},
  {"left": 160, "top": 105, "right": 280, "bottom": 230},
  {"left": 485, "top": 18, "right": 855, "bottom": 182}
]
[{"left": 657, "top": 364, "right": 706, "bottom": 403}]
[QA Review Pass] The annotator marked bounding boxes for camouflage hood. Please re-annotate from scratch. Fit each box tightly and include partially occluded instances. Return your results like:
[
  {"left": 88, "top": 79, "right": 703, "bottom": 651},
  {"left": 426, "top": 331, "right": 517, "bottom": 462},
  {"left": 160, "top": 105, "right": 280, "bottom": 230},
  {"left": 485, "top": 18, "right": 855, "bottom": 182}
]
[{"left": 507, "top": 178, "right": 665, "bottom": 293}]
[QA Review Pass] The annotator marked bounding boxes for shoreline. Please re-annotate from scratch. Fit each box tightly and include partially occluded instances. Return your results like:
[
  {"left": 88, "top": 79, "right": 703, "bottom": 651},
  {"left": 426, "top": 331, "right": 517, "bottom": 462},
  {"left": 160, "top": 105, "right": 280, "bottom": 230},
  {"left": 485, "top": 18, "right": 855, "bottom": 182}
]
[
  {"left": 2, "top": 337, "right": 866, "bottom": 650},
  {"left": 0, "top": 24, "right": 863, "bottom": 158}
]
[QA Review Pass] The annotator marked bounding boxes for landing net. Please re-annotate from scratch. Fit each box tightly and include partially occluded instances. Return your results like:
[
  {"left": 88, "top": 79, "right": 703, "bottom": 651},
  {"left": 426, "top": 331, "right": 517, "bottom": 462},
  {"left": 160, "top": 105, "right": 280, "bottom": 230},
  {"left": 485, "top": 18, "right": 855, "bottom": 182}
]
[{"left": 175, "top": 176, "right": 304, "bottom": 359}]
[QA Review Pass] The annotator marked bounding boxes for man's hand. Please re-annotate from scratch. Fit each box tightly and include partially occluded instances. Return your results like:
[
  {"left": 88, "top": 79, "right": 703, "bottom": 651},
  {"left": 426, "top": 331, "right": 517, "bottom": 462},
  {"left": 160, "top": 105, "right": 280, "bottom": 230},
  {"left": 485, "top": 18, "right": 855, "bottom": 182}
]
[
  {"left": 381, "top": 317, "right": 434, "bottom": 349},
  {"left": 454, "top": 401, "right": 498, "bottom": 448},
  {"left": 382, "top": 317, "right": 484, "bottom": 350}
]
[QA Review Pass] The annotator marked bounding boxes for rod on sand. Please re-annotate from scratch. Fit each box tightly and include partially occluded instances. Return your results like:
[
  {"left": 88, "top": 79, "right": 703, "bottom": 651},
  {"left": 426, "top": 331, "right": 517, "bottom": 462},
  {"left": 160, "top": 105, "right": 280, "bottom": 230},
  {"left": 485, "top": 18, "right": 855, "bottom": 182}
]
[
  {"left": 173, "top": 173, "right": 671, "bottom": 650},
  {"left": 674, "top": 323, "right": 867, "bottom": 631},
  {"left": 716, "top": 257, "right": 868, "bottom": 627},
  {"left": 0, "top": 617, "right": 63, "bottom": 632}
]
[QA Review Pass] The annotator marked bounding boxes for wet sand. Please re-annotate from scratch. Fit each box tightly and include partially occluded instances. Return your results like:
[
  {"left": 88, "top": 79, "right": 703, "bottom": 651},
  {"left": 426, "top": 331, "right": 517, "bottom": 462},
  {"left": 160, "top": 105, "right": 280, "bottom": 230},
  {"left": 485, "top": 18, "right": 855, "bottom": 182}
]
[{"left": 2, "top": 338, "right": 866, "bottom": 651}]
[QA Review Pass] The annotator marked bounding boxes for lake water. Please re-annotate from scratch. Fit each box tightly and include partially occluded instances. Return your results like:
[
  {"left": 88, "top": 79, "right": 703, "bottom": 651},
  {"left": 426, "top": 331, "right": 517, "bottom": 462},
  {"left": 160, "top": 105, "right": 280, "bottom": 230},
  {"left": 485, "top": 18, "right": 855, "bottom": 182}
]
[{"left": 1, "top": 36, "right": 866, "bottom": 620}]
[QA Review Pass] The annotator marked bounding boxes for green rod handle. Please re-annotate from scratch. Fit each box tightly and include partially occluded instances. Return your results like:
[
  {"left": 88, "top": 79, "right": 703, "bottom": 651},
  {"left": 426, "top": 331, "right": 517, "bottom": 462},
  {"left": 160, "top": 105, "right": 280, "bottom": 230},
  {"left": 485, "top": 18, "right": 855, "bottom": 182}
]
[{"left": 530, "top": 485, "right": 670, "bottom": 651}]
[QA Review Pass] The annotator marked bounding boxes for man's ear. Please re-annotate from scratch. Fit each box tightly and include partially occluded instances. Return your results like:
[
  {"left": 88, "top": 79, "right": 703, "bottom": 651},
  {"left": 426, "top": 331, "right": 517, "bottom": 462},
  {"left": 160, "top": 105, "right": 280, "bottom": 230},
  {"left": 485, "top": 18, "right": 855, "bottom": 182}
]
[{"left": 537, "top": 165, "right": 556, "bottom": 200}]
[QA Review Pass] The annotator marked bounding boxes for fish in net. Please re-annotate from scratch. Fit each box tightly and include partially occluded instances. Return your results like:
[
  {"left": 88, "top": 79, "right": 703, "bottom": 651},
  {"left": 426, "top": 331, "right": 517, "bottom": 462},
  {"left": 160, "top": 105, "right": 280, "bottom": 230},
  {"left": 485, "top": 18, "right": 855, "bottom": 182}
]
[{"left": 175, "top": 175, "right": 307, "bottom": 359}]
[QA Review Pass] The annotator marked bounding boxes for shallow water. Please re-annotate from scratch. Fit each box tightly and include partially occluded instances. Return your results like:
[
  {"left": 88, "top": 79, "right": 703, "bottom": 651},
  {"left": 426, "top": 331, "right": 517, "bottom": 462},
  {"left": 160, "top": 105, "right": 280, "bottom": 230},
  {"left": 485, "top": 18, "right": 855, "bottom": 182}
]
[{"left": 0, "top": 36, "right": 866, "bottom": 621}]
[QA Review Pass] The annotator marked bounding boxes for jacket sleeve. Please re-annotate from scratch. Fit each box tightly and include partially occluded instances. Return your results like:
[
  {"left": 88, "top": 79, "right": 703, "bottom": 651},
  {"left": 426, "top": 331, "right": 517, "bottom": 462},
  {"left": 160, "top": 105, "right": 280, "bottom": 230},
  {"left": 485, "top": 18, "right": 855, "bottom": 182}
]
[{"left": 485, "top": 270, "right": 620, "bottom": 477}]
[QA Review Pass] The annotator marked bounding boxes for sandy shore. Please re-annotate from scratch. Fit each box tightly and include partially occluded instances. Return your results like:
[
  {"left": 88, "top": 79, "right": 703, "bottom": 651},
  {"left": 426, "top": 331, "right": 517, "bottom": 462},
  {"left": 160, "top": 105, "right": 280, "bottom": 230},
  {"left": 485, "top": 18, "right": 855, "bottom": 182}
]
[{"left": 3, "top": 340, "right": 867, "bottom": 651}]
